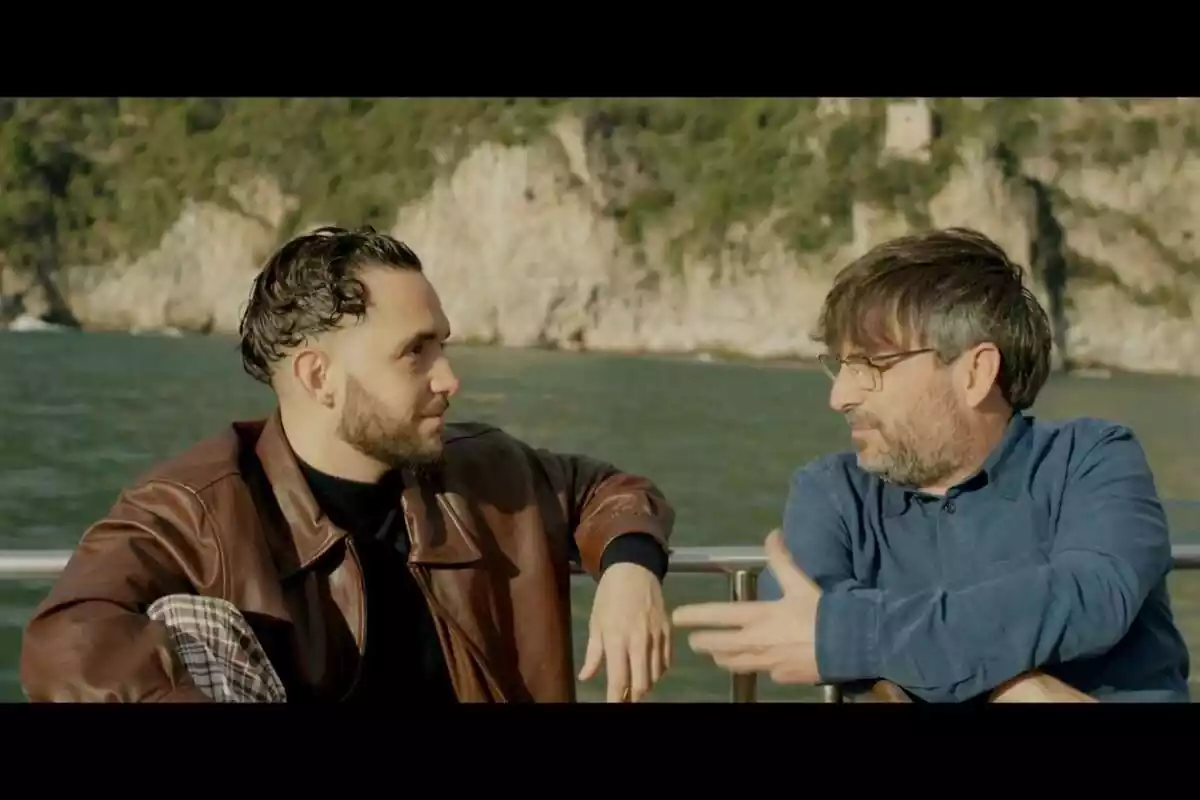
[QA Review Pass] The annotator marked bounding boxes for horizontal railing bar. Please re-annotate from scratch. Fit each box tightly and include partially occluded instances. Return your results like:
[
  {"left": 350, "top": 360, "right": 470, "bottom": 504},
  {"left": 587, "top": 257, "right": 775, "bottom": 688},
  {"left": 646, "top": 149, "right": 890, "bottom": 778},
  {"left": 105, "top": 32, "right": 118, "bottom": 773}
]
[
  {"left": 0, "top": 552, "right": 73, "bottom": 581},
  {"left": 3, "top": 544, "right": 1200, "bottom": 581},
  {"left": 4, "top": 538, "right": 1200, "bottom": 704}
]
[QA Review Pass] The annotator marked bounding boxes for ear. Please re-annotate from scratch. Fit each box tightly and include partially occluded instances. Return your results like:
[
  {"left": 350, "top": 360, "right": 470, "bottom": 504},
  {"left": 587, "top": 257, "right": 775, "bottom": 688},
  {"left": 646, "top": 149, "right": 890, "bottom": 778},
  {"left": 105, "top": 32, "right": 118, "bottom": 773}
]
[
  {"left": 291, "top": 348, "right": 337, "bottom": 408},
  {"left": 958, "top": 342, "right": 1002, "bottom": 408}
]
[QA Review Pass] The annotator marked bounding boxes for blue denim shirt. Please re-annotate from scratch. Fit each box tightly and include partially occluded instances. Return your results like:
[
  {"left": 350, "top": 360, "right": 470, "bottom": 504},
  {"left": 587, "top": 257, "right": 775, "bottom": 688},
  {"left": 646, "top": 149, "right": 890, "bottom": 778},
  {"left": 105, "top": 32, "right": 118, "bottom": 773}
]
[{"left": 761, "top": 413, "right": 1191, "bottom": 703}]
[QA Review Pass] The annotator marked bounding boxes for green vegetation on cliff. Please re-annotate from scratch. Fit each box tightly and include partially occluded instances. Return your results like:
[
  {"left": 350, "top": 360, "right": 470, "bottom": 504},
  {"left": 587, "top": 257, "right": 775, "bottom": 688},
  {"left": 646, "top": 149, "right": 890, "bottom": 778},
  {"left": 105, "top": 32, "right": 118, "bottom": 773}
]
[{"left": 0, "top": 97, "right": 1194, "bottom": 279}]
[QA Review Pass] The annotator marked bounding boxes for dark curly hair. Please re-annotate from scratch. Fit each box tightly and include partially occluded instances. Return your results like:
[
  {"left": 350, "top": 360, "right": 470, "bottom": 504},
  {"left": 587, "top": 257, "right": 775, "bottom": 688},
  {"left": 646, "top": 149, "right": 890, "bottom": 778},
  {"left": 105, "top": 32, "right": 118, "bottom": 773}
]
[
  {"left": 816, "top": 227, "right": 1053, "bottom": 411},
  {"left": 238, "top": 225, "right": 424, "bottom": 385}
]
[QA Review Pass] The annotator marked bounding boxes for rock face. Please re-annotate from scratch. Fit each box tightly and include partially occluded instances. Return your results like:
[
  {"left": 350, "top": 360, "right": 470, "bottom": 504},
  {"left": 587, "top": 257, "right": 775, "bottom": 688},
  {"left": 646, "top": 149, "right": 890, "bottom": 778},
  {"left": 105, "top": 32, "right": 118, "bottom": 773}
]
[{"left": 3, "top": 101, "right": 1197, "bottom": 377}]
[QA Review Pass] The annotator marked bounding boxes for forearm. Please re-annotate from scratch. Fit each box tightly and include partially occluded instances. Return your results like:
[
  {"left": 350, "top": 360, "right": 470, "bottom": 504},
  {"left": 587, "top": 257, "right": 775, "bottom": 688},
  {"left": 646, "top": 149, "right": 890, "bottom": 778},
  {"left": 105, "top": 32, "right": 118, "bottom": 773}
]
[
  {"left": 22, "top": 602, "right": 211, "bottom": 702},
  {"left": 21, "top": 498, "right": 212, "bottom": 703},
  {"left": 543, "top": 448, "right": 675, "bottom": 578},
  {"left": 816, "top": 553, "right": 1147, "bottom": 702}
]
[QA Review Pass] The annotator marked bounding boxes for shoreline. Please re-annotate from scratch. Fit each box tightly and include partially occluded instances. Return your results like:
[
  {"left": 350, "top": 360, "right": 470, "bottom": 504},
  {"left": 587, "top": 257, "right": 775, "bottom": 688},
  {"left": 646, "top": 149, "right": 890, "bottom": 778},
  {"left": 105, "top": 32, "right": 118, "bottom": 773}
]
[{"left": 2, "top": 323, "right": 1186, "bottom": 384}]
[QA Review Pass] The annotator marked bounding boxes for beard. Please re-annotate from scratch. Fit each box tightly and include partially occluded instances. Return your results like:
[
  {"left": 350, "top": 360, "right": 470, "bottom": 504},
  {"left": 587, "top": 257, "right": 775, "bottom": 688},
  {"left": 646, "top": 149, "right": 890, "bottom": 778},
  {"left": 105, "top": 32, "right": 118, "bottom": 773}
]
[
  {"left": 336, "top": 375, "right": 446, "bottom": 473},
  {"left": 849, "top": 383, "right": 972, "bottom": 489}
]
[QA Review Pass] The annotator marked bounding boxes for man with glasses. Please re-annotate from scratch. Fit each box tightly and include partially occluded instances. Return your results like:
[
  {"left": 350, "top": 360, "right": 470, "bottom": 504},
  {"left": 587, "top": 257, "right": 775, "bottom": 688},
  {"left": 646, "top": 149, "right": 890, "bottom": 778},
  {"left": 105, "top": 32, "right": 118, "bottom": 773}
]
[{"left": 674, "top": 227, "right": 1190, "bottom": 703}]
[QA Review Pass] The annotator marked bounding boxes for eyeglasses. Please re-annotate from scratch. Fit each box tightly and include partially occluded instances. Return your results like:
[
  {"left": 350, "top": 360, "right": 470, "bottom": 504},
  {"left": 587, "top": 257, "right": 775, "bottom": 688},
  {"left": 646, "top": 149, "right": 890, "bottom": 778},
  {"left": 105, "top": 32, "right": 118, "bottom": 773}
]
[{"left": 817, "top": 348, "right": 935, "bottom": 392}]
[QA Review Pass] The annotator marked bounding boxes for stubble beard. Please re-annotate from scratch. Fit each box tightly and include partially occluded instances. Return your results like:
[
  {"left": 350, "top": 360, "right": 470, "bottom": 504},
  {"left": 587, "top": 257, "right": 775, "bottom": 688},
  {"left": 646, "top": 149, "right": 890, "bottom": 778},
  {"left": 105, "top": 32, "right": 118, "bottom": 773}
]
[
  {"left": 337, "top": 376, "right": 445, "bottom": 475},
  {"left": 853, "top": 386, "right": 973, "bottom": 490}
]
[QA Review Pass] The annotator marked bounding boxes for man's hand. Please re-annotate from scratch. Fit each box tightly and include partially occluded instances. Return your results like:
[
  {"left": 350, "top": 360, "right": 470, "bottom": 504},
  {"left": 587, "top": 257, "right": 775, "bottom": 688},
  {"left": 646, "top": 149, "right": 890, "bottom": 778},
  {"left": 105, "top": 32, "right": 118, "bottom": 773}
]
[
  {"left": 673, "top": 529, "right": 824, "bottom": 684},
  {"left": 579, "top": 562, "right": 672, "bottom": 702}
]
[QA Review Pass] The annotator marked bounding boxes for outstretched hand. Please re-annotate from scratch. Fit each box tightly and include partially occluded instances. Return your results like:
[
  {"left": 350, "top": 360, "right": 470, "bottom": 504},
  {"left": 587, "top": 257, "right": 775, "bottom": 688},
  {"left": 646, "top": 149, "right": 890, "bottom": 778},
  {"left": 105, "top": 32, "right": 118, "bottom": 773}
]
[
  {"left": 673, "top": 529, "right": 824, "bottom": 685},
  {"left": 579, "top": 563, "right": 672, "bottom": 702}
]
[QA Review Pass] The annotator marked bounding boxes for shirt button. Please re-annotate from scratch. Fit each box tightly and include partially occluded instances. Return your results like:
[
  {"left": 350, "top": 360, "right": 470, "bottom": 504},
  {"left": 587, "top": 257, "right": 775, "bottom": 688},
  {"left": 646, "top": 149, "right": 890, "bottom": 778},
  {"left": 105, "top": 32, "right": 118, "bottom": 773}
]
[{"left": 943, "top": 500, "right": 956, "bottom": 514}]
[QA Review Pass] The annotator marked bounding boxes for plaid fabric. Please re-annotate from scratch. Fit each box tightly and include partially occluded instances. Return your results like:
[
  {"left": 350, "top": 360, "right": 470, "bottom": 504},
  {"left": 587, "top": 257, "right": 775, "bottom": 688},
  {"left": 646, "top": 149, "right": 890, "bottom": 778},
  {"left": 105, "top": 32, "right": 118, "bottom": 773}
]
[{"left": 147, "top": 594, "right": 287, "bottom": 703}]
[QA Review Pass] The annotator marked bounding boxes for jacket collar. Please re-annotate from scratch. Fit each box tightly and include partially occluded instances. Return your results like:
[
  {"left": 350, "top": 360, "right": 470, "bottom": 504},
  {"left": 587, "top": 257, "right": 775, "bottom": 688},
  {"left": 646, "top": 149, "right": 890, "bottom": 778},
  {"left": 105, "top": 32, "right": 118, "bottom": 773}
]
[{"left": 248, "top": 409, "right": 484, "bottom": 579}]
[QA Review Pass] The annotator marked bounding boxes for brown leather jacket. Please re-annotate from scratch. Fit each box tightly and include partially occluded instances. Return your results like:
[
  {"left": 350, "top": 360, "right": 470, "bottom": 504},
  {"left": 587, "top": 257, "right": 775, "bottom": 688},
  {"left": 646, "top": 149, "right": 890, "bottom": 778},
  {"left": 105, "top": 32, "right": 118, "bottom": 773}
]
[{"left": 19, "top": 410, "right": 675, "bottom": 702}]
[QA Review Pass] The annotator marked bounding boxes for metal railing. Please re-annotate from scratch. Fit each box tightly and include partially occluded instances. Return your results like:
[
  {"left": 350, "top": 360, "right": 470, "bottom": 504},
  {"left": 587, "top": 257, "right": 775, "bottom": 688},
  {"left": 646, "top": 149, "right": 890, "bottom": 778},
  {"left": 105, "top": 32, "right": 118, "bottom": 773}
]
[{"left": 4, "top": 543, "right": 1200, "bottom": 703}]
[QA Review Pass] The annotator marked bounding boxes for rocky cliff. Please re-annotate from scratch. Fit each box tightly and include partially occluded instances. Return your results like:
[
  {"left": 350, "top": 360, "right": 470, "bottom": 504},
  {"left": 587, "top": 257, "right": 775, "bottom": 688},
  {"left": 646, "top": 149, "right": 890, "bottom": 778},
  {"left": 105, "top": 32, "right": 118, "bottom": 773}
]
[{"left": 3, "top": 98, "right": 1197, "bottom": 376}]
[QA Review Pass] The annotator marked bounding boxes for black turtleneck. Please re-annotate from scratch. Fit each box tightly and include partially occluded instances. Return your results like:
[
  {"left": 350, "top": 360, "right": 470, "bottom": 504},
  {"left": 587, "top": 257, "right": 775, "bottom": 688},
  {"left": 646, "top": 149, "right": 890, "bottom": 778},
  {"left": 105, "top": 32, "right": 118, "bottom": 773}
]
[
  {"left": 295, "top": 458, "right": 670, "bottom": 703},
  {"left": 296, "top": 460, "right": 457, "bottom": 704}
]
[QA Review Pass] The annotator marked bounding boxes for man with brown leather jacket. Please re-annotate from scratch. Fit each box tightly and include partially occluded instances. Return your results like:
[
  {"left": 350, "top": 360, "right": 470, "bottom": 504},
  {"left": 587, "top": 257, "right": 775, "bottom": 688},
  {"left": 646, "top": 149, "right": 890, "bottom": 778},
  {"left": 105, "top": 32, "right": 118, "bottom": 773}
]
[{"left": 19, "top": 225, "right": 676, "bottom": 704}]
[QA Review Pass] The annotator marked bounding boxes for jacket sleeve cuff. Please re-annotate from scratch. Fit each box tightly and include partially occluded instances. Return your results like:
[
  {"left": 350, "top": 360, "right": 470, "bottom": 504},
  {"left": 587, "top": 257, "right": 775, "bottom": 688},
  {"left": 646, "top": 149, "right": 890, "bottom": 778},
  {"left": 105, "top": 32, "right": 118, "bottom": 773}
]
[
  {"left": 815, "top": 589, "right": 882, "bottom": 684},
  {"left": 599, "top": 533, "right": 669, "bottom": 581}
]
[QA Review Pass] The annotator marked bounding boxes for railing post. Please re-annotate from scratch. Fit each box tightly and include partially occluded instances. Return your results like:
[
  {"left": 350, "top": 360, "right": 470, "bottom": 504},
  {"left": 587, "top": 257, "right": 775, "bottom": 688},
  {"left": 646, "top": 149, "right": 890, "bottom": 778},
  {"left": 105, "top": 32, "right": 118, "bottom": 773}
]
[{"left": 729, "top": 568, "right": 758, "bottom": 703}]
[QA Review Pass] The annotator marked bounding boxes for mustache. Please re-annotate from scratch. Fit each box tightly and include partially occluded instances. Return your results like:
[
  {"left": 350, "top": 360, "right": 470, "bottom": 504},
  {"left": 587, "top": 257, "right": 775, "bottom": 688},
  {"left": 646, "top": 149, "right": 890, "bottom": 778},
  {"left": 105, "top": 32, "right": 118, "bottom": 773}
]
[{"left": 845, "top": 411, "right": 881, "bottom": 428}]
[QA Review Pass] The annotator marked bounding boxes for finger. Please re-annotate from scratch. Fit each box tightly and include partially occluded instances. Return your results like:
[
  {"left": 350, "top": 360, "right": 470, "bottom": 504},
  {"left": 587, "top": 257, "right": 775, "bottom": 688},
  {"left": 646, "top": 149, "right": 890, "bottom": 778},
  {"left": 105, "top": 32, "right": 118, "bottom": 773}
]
[
  {"left": 663, "top": 622, "right": 673, "bottom": 672},
  {"left": 606, "top": 637, "right": 629, "bottom": 703},
  {"left": 764, "top": 529, "right": 811, "bottom": 595},
  {"left": 649, "top": 629, "right": 665, "bottom": 684},
  {"left": 673, "top": 601, "right": 771, "bottom": 628},
  {"left": 769, "top": 664, "right": 818, "bottom": 685},
  {"left": 688, "top": 627, "right": 763, "bottom": 655},
  {"left": 628, "top": 633, "right": 650, "bottom": 702},
  {"left": 714, "top": 649, "right": 775, "bottom": 674},
  {"left": 578, "top": 630, "right": 604, "bottom": 681}
]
